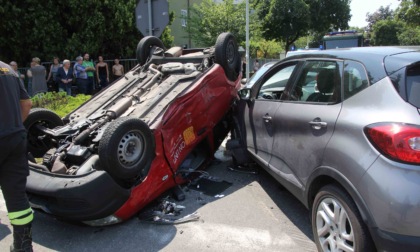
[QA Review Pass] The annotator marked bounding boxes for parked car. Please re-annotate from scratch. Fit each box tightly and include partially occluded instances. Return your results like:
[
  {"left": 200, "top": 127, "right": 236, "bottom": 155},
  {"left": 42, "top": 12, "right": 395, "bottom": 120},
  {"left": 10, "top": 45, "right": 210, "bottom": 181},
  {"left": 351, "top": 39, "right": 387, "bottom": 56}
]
[
  {"left": 228, "top": 46, "right": 420, "bottom": 251},
  {"left": 24, "top": 33, "right": 242, "bottom": 226},
  {"left": 243, "top": 61, "right": 276, "bottom": 88}
]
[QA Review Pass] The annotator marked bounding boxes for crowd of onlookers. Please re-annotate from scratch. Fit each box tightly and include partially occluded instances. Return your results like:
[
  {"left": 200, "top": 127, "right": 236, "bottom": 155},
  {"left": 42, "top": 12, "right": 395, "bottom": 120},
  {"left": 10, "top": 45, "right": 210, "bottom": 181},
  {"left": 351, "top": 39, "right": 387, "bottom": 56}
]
[{"left": 9, "top": 53, "right": 125, "bottom": 97}]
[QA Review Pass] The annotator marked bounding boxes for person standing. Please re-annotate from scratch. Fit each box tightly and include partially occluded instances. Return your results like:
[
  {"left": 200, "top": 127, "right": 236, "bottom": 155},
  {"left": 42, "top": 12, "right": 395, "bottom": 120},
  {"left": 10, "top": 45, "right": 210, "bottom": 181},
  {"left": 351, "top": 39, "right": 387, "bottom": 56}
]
[
  {"left": 56, "top": 59, "right": 73, "bottom": 96},
  {"left": 9, "top": 61, "right": 25, "bottom": 81},
  {"left": 242, "top": 57, "right": 247, "bottom": 77},
  {"left": 82, "top": 53, "right": 95, "bottom": 94},
  {"left": 30, "top": 57, "right": 47, "bottom": 95},
  {"left": 96, "top": 56, "right": 109, "bottom": 89},
  {"left": 253, "top": 59, "right": 260, "bottom": 72},
  {"left": 46, "top": 57, "right": 62, "bottom": 92},
  {"left": 26, "top": 62, "right": 35, "bottom": 97},
  {"left": 74, "top": 56, "right": 89, "bottom": 95},
  {"left": 112, "top": 58, "right": 124, "bottom": 81},
  {"left": 0, "top": 60, "right": 34, "bottom": 252}
]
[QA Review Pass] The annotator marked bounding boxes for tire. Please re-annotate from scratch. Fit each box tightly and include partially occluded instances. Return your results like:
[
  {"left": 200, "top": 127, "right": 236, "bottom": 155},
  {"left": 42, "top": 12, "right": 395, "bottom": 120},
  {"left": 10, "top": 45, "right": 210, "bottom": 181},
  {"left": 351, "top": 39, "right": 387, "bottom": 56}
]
[
  {"left": 311, "top": 184, "right": 374, "bottom": 252},
  {"left": 98, "top": 117, "right": 155, "bottom": 180},
  {"left": 24, "top": 108, "right": 63, "bottom": 158},
  {"left": 214, "top": 32, "right": 241, "bottom": 81},
  {"left": 136, "top": 36, "right": 165, "bottom": 65}
]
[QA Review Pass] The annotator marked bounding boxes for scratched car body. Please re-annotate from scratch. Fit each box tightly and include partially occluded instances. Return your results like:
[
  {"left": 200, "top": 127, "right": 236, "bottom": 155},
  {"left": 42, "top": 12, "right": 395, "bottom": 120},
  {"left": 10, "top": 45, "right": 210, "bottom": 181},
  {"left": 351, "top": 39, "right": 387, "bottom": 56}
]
[{"left": 24, "top": 33, "right": 242, "bottom": 225}]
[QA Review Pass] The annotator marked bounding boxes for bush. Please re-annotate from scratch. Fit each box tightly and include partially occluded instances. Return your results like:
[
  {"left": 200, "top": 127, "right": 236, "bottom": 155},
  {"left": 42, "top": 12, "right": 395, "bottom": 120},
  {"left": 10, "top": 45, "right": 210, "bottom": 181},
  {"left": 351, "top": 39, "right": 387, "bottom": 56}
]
[{"left": 31, "top": 92, "right": 91, "bottom": 117}]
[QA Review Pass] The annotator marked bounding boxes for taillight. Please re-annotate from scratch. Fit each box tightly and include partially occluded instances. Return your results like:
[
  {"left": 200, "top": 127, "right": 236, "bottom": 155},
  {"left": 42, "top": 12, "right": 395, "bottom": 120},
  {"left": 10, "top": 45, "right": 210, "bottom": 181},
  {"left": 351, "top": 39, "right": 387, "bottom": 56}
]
[{"left": 365, "top": 123, "right": 420, "bottom": 164}]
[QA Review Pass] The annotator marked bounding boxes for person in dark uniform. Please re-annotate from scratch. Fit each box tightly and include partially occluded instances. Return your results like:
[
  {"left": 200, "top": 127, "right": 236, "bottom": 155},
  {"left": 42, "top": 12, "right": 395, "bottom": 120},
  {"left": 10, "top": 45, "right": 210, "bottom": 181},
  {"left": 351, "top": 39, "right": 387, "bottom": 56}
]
[{"left": 0, "top": 60, "right": 33, "bottom": 252}]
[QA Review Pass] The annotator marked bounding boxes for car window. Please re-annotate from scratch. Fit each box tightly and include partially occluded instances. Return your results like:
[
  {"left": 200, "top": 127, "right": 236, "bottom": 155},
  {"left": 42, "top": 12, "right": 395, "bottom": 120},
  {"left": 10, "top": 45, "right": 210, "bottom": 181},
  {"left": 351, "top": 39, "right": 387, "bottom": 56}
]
[
  {"left": 257, "top": 64, "right": 297, "bottom": 100},
  {"left": 245, "top": 62, "right": 276, "bottom": 88},
  {"left": 343, "top": 61, "right": 369, "bottom": 99},
  {"left": 283, "top": 60, "right": 341, "bottom": 103},
  {"left": 406, "top": 64, "right": 420, "bottom": 108}
]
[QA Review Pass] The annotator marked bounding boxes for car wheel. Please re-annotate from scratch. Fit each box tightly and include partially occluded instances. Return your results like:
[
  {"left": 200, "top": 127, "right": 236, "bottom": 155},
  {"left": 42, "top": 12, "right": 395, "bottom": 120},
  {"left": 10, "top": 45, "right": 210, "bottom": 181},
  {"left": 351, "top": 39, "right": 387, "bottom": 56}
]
[
  {"left": 215, "top": 32, "right": 241, "bottom": 81},
  {"left": 24, "top": 108, "right": 63, "bottom": 158},
  {"left": 312, "top": 184, "right": 374, "bottom": 252},
  {"left": 98, "top": 117, "right": 154, "bottom": 180},
  {"left": 136, "top": 36, "right": 165, "bottom": 65}
]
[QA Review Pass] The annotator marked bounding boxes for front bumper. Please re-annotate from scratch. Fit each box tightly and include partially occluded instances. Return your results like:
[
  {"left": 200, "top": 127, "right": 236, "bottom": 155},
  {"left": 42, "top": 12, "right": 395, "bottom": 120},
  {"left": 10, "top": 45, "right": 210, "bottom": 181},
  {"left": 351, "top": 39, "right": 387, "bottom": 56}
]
[{"left": 27, "top": 167, "right": 130, "bottom": 221}]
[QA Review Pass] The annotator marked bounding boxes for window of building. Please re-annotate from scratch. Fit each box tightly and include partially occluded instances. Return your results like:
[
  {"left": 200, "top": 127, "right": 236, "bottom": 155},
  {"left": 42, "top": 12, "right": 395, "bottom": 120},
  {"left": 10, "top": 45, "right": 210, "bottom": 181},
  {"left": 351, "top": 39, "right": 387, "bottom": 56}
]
[{"left": 181, "top": 9, "right": 187, "bottom": 27}]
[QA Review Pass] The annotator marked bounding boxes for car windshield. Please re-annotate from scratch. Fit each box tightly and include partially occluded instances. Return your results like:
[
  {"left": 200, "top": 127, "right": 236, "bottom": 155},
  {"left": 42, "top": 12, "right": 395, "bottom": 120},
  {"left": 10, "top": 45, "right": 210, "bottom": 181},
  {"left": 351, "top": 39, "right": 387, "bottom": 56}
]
[
  {"left": 407, "top": 64, "right": 420, "bottom": 108},
  {"left": 245, "top": 62, "right": 275, "bottom": 88}
]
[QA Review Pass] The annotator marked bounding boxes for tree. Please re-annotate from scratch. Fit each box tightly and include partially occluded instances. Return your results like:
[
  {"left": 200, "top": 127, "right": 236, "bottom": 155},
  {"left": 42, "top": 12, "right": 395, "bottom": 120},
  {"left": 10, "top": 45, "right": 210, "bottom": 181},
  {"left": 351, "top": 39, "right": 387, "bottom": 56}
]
[
  {"left": 398, "top": 26, "right": 420, "bottom": 45},
  {"left": 0, "top": 0, "right": 141, "bottom": 65},
  {"left": 254, "top": 39, "right": 283, "bottom": 58},
  {"left": 258, "top": 0, "right": 310, "bottom": 52},
  {"left": 395, "top": 0, "right": 420, "bottom": 26},
  {"left": 365, "top": 5, "right": 395, "bottom": 33},
  {"left": 160, "top": 11, "right": 175, "bottom": 48},
  {"left": 371, "top": 19, "right": 404, "bottom": 45},
  {"left": 257, "top": 0, "right": 351, "bottom": 52},
  {"left": 188, "top": 0, "right": 246, "bottom": 47},
  {"left": 394, "top": 0, "right": 420, "bottom": 45},
  {"left": 307, "top": 0, "right": 351, "bottom": 34},
  {"left": 0, "top": 1, "right": 65, "bottom": 65}
]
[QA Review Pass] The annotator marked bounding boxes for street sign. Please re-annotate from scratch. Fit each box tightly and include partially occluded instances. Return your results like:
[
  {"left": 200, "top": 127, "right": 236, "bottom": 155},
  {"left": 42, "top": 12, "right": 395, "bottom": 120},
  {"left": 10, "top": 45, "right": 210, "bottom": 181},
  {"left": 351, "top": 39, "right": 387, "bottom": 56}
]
[{"left": 135, "top": 0, "right": 169, "bottom": 37}]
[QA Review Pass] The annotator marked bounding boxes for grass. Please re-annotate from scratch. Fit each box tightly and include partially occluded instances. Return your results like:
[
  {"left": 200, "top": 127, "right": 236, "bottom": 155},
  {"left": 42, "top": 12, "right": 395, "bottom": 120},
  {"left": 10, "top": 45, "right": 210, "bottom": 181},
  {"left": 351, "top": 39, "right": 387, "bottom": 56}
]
[{"left": 31, "top": 92, "right": 91, "bottom": 117}]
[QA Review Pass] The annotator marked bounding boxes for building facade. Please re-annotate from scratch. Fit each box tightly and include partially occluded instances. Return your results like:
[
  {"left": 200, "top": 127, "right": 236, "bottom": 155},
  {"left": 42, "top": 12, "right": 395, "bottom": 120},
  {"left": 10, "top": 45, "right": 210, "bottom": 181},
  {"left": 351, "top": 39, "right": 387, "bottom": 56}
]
[
  {"left": 169, "top": 0, "right": 202, "bottom": 48},
  {"left": 168, "top": 0, "right": 243, "bottom": 48}
]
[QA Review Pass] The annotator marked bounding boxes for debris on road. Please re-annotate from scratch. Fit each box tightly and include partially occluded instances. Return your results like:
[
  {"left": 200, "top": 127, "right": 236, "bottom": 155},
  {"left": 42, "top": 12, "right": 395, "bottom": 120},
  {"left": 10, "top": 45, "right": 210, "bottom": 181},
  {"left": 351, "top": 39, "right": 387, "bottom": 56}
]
[
  {"left": 138, "top": 200, "right": 200, "bottom": 225},
  {"left": 227, "top": 163, "right": 259, "bottom": 174},
  {"left": 187, "top": 175, "right": 232, "bottom": 196}
]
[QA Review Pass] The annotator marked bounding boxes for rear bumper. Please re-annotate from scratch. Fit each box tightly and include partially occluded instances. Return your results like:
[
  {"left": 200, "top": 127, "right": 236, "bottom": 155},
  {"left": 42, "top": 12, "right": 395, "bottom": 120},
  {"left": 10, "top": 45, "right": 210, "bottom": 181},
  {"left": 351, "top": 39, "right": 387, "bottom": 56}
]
[
  {"left": 359, "top": 156, "right": 420, "bottom": 251},
  {"left": 27, "top": 167, "right": 130, "bottom": 221},
  {"left": 371, "top": 227, "right": 420, "bottom": 252}
]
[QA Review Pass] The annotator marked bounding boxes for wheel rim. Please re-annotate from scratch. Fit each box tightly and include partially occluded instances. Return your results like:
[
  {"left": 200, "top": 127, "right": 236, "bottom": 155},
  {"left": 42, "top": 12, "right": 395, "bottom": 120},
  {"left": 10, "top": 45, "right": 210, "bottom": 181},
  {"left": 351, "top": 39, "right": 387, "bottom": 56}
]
[
  {"left": 117, "top": 130, "right": 144, "bottom": 167},
  {"left": 316, "top": 197, "right": 355, "bottom": 252},
  {"left": 226, "top": 40, "right": 236, "bottom": 64}
]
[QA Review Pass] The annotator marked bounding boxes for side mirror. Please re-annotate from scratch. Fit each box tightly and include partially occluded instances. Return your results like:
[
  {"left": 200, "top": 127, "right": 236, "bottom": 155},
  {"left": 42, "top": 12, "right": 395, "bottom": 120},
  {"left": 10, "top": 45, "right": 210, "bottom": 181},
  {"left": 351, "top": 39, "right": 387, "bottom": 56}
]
[
  {"left": 238, "top": 88, "right": 251, "bottom": 100},
  {"left": 241, "top": 78, "right": 247, "bottom": 85}
]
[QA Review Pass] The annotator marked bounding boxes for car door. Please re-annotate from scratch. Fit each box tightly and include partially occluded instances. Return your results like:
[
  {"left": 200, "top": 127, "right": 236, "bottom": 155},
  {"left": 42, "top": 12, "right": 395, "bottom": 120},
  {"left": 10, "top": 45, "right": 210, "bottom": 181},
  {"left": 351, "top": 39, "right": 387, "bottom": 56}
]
[
  {"left": 268, "top": 60, "right": 343, "bottom": 192},
  {"left": 244, "top": 61, "right": 300, "bottom": 166}
]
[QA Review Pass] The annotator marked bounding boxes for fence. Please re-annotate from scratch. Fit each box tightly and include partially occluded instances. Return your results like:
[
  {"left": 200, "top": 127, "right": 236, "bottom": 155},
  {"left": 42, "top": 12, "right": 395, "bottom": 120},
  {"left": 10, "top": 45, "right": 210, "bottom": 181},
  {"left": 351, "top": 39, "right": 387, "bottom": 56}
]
[
  {"left": 16, "top": 57, "right": 283, "bottom": 88},
  {"left": 17, "top": 58, "right": 139, "bottom": 88},
  {"left": 248, "top": 58, "right": 280, "bottom": 74}
]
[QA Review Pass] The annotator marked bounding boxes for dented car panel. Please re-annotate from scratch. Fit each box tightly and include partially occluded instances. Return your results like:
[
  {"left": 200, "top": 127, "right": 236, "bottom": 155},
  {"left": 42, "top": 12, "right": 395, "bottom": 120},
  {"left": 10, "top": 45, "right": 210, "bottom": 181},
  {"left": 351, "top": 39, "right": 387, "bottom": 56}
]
[{"left": 25, "top": 33, "right": 242, "bottom": 224}]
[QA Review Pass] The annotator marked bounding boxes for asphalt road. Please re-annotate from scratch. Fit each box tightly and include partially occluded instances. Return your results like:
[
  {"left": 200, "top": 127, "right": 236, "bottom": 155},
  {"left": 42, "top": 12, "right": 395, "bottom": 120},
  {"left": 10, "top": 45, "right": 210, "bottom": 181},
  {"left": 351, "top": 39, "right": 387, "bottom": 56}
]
[{"left": 0, "top": 149, "right": 316, "bottom": 252}]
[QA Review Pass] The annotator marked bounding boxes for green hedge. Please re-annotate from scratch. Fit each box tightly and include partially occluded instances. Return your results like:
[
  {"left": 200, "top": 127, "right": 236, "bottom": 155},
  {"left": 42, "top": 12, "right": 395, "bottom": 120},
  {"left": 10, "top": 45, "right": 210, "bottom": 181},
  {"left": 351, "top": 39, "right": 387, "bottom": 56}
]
[{"left": 31, "top": 92, "right": 91, "bottom": 117}]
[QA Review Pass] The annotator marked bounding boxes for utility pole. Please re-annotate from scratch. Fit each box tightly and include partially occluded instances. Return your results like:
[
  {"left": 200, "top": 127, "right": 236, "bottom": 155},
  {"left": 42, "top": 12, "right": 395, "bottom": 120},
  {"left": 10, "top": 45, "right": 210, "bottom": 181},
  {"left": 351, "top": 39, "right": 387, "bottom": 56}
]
[
  {"left": 148, "top": 0, "right": 153, "bottom": 35},
  {"left": 188, "top": 0, "right": 191, "bottom": 48},
  {"left": 246, "top": 0, "right": 250, "bottom": 80}
]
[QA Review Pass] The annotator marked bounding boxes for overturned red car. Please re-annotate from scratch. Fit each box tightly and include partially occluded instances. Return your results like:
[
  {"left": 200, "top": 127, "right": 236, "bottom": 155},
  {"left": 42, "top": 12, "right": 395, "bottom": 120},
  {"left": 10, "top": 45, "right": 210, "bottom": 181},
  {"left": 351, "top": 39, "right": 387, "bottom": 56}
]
[{"left": 24, "top": 33, "right": 242, "bottom": 225}]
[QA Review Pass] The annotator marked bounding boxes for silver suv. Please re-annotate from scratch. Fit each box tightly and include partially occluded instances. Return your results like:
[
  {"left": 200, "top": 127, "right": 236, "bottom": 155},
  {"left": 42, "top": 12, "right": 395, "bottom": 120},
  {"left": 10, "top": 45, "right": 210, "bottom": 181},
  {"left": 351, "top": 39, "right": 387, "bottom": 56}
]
[{"left": 228, "top": 47, "right": 420, "bottom": 251}]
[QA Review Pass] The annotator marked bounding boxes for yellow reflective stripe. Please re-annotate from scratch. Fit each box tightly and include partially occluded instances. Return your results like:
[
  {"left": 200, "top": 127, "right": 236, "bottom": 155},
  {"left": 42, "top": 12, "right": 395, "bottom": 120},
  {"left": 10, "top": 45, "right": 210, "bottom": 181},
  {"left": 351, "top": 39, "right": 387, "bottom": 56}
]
[
  {"left": 8, "top": 208, "right": 34, "bottom": 225},
  {"left": 8, "top": 208, "right": 32, "bottom": 220},
  {"left": 10, "top": 213, "right": 33, "bottom": 225}
]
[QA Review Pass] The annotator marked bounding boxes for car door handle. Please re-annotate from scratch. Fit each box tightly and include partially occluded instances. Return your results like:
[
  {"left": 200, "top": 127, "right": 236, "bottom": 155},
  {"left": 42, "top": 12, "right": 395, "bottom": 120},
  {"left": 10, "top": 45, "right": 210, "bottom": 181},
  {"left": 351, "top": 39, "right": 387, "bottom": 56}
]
[
  {"left": 262, "top": 115, "right": 272, "bottom": 122},
  {"left": 309, "top": 120, "right": 327, "bottom": 129}
]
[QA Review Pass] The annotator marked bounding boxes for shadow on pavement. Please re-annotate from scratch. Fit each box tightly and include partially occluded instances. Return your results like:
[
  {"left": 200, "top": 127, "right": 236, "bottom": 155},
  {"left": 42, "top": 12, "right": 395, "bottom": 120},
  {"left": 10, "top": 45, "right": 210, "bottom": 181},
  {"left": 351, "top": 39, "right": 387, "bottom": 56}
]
[
  {"left": 3, "top": 147, "right": 314, "bottom": 251},
  {"left": 255, "top": 167, "right": 314, "bottom": 241},
  {"left": 27, "top": 149, "right": 258, "bottom": 251},
  {"left": 0, "top": 222, "right": 11, "bottom": 241},
  {"left": 31, "top": 210, "right": 178, "bottom": 252}
]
